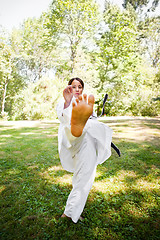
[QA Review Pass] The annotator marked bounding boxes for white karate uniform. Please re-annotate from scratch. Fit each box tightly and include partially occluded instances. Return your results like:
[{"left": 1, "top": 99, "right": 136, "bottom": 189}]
[{"left": 56, "top": 97, "right": 113, "bottom": 223}]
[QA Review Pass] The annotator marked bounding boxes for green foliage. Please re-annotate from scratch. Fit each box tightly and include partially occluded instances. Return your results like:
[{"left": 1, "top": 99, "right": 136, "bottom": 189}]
[
  {"left": 12, "top": 77, "right": 66, "bottom": 120},
  {"left": 138, "top": 16, "right": 160, "bottom": 68},
  {"left": 0, "top": 27, "right": 25, "bottom": 118},
  {"left": 97, "top": 3, "right": 141, "bottom": 87},
  {"left": 129, "top": 93, "right": 160, "bottom": 117},
  {"left": 122, "top": 0, "right": 159, "bottom": 12},
  {"left": 10, "top": 17, "right": 55, "bottom": 82},
  {"left": 95, "top": 3, "right": 159, "bottom": 117},
  {"left": 0, "top": 1, "right": 160, "bottom": 118},
  {"left": 47, "top": 0, "right": 100, "bottom": 72},
  {"left": 0, "top": 34, "right": 13, "bottom": 115},
  {"left": 48, "top": 0, "right": 100, "bottom": 40}
]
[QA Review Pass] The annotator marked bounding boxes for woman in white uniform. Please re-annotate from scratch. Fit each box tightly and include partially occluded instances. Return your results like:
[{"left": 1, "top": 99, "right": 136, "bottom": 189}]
[{"left": 56, "top": 77, "right": 113, "bottom": 223}]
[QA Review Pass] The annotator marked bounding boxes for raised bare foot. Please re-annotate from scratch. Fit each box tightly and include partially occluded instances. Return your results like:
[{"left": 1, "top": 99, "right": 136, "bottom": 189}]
[{"left": 71, "top": 94, "right": 95, "bottom": 137}]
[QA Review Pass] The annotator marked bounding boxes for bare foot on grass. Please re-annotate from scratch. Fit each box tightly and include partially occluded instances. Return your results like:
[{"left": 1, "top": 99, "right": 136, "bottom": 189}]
[
  {"left": 71, "top": 94, "right": 95, "bottom": 137},
  {"left": 61, "top": 213, "right": 84, "bottom": 222},
  {"left": 61, "top": 213, "right": 70, "bottom": 219}
]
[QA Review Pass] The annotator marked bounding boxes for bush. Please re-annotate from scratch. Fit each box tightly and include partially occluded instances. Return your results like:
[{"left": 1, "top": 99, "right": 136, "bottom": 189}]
[
  {"left": 12, "top": 77, "right": 66, "bottom": 120},
  {"left": 140, "top": 100, "right": 160, "bottom": 116},
  {"left": 0, "top": 111, "right": 9, "bottom": 120}
]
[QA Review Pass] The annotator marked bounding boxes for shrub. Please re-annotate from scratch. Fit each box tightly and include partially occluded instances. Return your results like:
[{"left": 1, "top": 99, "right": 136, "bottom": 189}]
[{"left": 12, "top": 77, "right": 66, "bottom": 120}]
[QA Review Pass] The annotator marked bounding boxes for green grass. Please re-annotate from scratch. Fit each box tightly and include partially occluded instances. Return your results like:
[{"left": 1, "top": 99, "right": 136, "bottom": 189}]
[{"left": 0, "top": 118, "right": 160, "bottom": 240}]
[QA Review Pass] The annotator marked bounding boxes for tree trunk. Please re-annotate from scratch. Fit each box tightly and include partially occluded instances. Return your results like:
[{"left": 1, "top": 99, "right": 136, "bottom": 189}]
[
  {"left": 71, "top": 47, "right": 76, "bottom": 73},
  {"left": 1, "top": 78, "right": 9, "bottom": 115},
  {"left": 70, "top": 38, "right": 78, "bottom": 74}
]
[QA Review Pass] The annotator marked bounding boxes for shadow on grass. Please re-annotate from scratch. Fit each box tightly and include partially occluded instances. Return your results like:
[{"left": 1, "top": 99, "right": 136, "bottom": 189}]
[{"left": 0, "top": 120, "right": 160, "bottom": 240}]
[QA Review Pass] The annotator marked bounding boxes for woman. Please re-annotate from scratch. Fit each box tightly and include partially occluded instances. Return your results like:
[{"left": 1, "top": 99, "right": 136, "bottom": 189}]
[{"left": 56, "top": 77, "right": 113, "bottom": 223}]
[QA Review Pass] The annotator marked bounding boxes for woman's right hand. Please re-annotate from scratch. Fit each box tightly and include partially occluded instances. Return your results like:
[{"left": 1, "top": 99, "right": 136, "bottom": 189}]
[{"left": 63, "top": 85, "right": 73, "bottom": 108}]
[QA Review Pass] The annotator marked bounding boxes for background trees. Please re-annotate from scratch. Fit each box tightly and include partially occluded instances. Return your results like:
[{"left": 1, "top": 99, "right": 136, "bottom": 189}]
[
  {"left": 12, "top": 76, "right": 65, "bottom": 120},
  {"left": 47, "top": 0, "right": 100, "bottom": 74},
  {"left": 122, "top": 0, "right": 159, "bottom": 12},
  {"left": 95, "top": 2, "right": 159, "bottom": 116},
  {"left": 0, "top": 0, "right": 159, "bottom": 120},
  {"left": 0, "top": 28, "right": 25, "bottom": 119}
]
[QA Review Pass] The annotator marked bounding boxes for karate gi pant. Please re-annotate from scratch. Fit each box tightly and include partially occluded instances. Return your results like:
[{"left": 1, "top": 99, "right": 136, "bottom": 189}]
[
  {"left": 63, "top": 132, "right": 97, "bottom": 223},
  {"left": 56, "top": 98, "right": 112, "bottom": 223}
]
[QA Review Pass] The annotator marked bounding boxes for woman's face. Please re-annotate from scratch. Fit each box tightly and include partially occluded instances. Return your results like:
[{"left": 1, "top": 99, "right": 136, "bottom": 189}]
[{"left": 71, "top": 80, "right": 83, "bottom": 98}]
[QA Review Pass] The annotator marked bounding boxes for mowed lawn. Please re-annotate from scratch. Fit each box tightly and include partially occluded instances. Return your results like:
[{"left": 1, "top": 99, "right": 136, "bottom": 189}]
[{"left": 0, "top": 117, "right": 160, "bottom": 240}]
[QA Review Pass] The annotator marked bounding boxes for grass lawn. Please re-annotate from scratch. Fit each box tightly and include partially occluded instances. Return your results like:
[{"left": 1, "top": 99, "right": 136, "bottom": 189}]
[{"left": 0, "top": 117, "right": 160, "bottom": 240}]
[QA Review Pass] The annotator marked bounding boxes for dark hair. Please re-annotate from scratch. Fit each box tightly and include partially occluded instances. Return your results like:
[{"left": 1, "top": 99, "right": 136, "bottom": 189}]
[{"left": 68, "top": 77, "right": 84, "bottom": 89}]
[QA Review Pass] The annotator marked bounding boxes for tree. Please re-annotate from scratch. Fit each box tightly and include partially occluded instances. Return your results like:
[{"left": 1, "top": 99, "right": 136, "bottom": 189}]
[
  {"left": 95, "top": 2, "right": 157, "bottom": 116},
  {"left": 122, "top": 0, "right": 159, "bottom": 12},
  {"left": 47, "top": 0, "right": 100, "bottom": 73},
  {"left": 0, "top": 28, "right": 25, "bottom": 118},
  {"left": 10, "top": 16, "right": 56, "bottom": 83},
  {"left": 12, "top": 76, "right": 66, "bottom": 120},
  {"left": 138, "top": 16, "right": 160, "bottom": 68},
  {"left": 97, "top": 3, "right": 140, "bottom": 89},
  {"left": 0, "top": 41, "right": 12, "bottom": 118}
]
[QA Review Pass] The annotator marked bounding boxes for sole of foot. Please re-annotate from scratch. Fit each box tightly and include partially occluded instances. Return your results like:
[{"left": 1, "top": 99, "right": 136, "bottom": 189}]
[{"left": 71, "top": 94, "right": 95, "bottom": 137}]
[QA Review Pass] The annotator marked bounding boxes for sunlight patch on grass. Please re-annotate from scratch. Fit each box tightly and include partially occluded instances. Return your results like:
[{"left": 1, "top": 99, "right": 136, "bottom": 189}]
[
  {"left": 39, "top": 171, "right": 72, "bottom": 185},
  {"left": 95, "top": 182, "right": 124, "bottom": 194},
  {"left": 46, "top": 134, "right": 58, "bottom": 137},
  {"left": 42, "top": 131, "right": 50, "bottom": 134},
  {"left": 39, "top": 166, "right": 72, "bottom": 185},
  {"left": 135, "top": 179, "right": 159, "bottom": 191},
  {"left": 20, "top": 132, "right": 40, "bottom": 135},
  {"left": 114, "top": 126, "right": 160, "bottom": 141},
  {"left": 48, "top": 166, "right": 64, "bottom": 171},
  {"left": 0, "top": 121, "right": 40, "bottom": 129},
  {"left": 107, "top": 122, "right": 130, "bottom": 127},
  {"left": 93, "top": 170, "right": 138, "bottom": 194},
  {"left": 107, "top": 118, "right": 160, "bottom": 142},
  {"left": 39, "top": 125, "right": 56, "bottom": 129},
  {"left": 116, "top": 170, "right": 137, "bottom": 179},
  {"left": 1, "top": 135, "right": 12, "bottom": 138},
  {"left": 54, "top": 174, "right": 72, "bottom": 185},
  {"left": 95, "top": 169, "right": 103, "bottom": 179},
  {"left": 39, "top": 172, "right": 53, "bottom": 183},
  {"left": 93, "top": 179, "right": 125, "bottom": 194},
  {"left": 94, "top": 168, "right": 159, "bottom": 197}
]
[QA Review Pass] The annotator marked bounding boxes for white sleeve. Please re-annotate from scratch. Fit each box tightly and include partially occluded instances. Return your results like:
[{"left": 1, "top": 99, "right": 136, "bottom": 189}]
[{"left": 56, "top": 98, "right": 72, "bottom": 125}]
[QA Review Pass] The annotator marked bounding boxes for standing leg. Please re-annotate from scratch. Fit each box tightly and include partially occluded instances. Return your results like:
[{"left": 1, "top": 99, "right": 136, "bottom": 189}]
[{"left": 63, "top": 134, "right": 97, "bottom": 223}]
